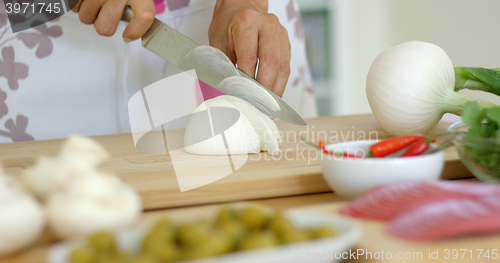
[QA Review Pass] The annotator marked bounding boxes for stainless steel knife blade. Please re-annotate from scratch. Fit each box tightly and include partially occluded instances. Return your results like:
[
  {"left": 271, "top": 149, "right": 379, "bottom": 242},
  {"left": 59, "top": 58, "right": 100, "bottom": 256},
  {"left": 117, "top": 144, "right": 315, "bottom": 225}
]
[{"left": 121, "top": 7, "right": 307, "bottom": 125}]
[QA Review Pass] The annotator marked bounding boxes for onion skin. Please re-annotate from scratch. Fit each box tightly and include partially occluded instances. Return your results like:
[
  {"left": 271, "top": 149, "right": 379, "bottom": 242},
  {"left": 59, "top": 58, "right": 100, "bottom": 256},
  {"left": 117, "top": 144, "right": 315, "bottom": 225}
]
[{"left": 366, "top": 41, "right": 494, "bottom": 136}]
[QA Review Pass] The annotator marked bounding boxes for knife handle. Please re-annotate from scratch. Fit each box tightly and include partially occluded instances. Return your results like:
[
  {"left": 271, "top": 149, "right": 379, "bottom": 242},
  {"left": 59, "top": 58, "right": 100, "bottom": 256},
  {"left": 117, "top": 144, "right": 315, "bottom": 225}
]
[{"left": 121, "top": 6, "right": 134, "bottom": 22}]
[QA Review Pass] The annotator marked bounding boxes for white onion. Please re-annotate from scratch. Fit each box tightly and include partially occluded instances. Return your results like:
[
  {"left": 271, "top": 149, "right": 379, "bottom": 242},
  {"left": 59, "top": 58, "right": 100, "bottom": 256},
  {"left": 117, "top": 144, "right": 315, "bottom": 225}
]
[
  {"left": 220, "top": 95, "right": 282, "bottom": 155},
  {"left": 366, "top": 41, "right": 495, "bottom": 136},
  {"left": 184, "top": 95, "right": 281, "bottom": 156}
]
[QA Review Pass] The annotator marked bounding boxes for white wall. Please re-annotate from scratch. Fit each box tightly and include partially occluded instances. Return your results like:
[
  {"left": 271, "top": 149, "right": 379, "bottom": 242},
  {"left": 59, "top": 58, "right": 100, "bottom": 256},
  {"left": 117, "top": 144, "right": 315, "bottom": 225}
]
[
  {"left": 388, "top": 0, "right": 500, "bottom": 68},
  {"left": 303, "top": 0, "right": 500, "bottom": 115},
  {"left": 329, "top": 0, "right": 391, "bottom": 115},
  {"left": 387, "top": 0, "right": 500, "bottom": 105}
]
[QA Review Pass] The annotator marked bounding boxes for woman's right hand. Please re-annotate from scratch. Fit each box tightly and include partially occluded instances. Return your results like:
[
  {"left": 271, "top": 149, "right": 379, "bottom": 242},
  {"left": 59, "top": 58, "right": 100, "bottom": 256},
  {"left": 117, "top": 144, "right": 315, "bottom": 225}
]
[{"left": 72, "top": 0, "right": 156, "bottom": 42}]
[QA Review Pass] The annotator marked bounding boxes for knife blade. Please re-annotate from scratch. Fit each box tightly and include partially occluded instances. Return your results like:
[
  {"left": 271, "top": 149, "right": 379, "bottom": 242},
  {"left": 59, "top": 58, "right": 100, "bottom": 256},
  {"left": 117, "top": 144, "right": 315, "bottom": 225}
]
[{"left": 121, "top": 7, "right": 307, "bottom": 126}]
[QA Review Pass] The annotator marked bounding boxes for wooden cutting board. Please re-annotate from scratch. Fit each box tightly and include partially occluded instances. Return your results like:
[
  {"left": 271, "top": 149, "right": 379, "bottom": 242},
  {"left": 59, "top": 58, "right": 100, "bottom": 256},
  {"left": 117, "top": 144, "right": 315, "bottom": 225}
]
[{"left": 0, "top": 114, "right": 471, "bottom": 210}]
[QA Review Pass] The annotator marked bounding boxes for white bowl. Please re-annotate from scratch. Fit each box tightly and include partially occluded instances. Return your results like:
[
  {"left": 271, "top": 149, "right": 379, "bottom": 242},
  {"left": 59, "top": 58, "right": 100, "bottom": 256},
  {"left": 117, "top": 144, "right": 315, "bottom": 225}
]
[{"left": 321, "top": 140, "right": 444, "bottom": 199}]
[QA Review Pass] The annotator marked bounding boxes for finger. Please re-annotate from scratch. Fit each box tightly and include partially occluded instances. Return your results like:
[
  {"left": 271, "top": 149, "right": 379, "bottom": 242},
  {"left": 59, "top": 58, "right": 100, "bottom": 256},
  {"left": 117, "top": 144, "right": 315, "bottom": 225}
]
[
  {"left": 122, "top": 0, "right": 155, "bottom": 41},
  {"left": 209, "top": 35, "right": 235, "bottom": 64},
  {"left": 94, "top": 0, "right": 127, "bottom": 36},
  {"left": 271, "top": 28, "right": 291, "bottom": 97},
  {"left": 231, "top": 10, "right": 259, "bottom": 78},
  {"left": 79, "top": 0, "right": 105, "bottom": 24},
  {"left": 71, "top": 0, "right": 83, "bottom": 12},
  {"left": 255, "top": 14, "right": 281, "bottom": 90}
]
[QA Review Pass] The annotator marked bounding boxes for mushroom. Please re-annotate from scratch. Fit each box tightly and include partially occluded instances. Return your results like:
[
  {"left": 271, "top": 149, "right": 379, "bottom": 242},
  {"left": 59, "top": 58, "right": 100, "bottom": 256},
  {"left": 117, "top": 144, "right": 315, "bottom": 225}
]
[
  {"left": 0, "top": 170, "right": 45, "bottom": 256},
  {"left": 58, "top": 135, "right": 109, "bottom": 168},
  {"left": 22, "top": 135, "right": 109, "bottom": 200},
  {"left": 45, "top": 172, "right": 142, "bottom": 239},
  {"left": 20, "top": 135, "right": 141, "bottom": 240}
]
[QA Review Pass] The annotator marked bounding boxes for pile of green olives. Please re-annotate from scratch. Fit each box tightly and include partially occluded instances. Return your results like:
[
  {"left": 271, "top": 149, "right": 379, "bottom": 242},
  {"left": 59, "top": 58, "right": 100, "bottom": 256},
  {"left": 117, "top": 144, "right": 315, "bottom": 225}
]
[{"left": 70, "top": 205, "right": 337, "bottom": 263}]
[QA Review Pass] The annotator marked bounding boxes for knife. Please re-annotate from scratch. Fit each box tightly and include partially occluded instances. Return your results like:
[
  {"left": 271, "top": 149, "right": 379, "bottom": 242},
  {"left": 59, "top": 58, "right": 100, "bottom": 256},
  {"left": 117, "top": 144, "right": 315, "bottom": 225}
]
[{"left": 121, "top": 7, "right": 307, "bottom": 126}]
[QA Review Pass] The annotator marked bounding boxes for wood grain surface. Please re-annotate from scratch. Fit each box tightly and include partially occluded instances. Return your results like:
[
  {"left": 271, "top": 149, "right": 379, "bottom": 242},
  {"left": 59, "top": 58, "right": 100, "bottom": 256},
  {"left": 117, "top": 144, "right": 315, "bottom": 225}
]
[{"left": 0, "top": 114, "right": 471, "bottom": 210}]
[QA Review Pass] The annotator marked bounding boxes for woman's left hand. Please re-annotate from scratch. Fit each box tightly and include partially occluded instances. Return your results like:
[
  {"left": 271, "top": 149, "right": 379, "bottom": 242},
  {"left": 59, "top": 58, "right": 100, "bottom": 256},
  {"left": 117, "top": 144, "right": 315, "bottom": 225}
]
[{"left": 209, "top": 0, "right": 291, "bottom": 97}]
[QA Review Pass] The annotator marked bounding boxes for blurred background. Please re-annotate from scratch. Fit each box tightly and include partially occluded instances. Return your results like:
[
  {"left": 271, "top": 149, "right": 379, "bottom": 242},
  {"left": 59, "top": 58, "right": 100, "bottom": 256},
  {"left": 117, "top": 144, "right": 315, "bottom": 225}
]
[{"left": 297, "top": 0, "right": 500, "bottom": 116}]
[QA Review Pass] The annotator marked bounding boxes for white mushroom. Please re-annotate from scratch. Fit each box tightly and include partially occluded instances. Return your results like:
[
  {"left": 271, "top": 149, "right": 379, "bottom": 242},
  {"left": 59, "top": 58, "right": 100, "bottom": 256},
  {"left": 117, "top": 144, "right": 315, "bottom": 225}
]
[
  {"left": 19, "top": 135, "right": 142, "bottom": 240},
  {"left": 58, "top": 135, "right": 109, "bottom": 168},
  {"left": 45, "top": 172, "right": 142, "bottom": 239},
  {"left": 0, "top": 171, "right": 45, "bottom": 256},
  {"left": 22, "top": 156, "right": 73, "bottom": 200},
  {"left": 22, "top": 135, "right": 109, "bottom": 199}
]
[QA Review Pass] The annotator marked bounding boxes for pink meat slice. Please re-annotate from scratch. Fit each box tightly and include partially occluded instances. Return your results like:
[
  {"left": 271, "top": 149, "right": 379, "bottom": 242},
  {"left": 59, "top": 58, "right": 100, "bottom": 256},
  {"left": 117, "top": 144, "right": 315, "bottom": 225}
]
[
  {"left": 340, "top": 180, "right": 500, "bottom": 220},
  {"left": 388, "top": 195, "right": 500, "bottom": 241}
]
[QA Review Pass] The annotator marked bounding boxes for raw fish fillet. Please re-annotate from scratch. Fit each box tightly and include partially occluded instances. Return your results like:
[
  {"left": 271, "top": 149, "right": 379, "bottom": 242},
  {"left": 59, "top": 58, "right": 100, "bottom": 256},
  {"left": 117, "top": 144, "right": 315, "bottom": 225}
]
[
  {"left": 340, "top": 181, "right": 500, "bottom": 220},
  {"left": 388, "top": 195, "right": 500, "bottom": 241}
]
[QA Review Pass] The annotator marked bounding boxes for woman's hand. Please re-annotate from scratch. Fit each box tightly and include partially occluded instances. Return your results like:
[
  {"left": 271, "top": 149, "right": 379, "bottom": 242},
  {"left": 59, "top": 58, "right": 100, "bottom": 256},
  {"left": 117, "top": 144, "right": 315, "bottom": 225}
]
[
  {"left": 209, "top": 0, "right": 291, "bottom": 97},
  {"left": 72, "top": 0, "right": 155, "bottom": 42}
]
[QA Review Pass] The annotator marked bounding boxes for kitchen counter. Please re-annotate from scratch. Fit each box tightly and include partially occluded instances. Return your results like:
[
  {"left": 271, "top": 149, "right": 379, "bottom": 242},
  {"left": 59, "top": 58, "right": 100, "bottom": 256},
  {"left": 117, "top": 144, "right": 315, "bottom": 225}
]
[{"left": 1, "top": 114, "right": 496, "bottom": 263}]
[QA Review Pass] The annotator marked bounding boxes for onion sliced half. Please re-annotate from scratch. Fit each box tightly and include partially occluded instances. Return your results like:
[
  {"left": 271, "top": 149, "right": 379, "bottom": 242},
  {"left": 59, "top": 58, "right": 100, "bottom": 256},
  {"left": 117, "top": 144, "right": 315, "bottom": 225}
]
[{"left": 184, "top": 95, "right": 281, "bottom": 156}]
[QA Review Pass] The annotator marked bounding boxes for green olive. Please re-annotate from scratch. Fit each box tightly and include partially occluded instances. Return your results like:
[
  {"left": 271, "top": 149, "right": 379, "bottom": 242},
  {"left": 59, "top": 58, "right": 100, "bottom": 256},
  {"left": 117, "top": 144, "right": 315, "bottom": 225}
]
[
  {"left": 280, "top": 228, "right": 311, "bottom": 244},
  {"left": 142, "top": 224, "right": 177, "bottom": 252},
  {"left": 89, "top": 232, "right": 116, "bottom": 253},
  {"left": 142, "top": 232, "right": 165, "bottom": 251},
  {"left": 94, "top": 252, "right": 132, "bottom": 263},
  {"left": 236, "top": 230, "right": 279, "bottom": 251},
  {"left": 216, "top": 207, "right": 238, "bottom": 224},
  {"left": 97, "top": 255, "right": 120, "bottom": 263},
  {"left": 216, "top": 220, "right": 247, "bottom": 243},
  {"left": 129, "top": 254, "right": 160, "bottom": 263},
  {"left": 142, "top": 232, "right": 179, "bottom": 262},
  {"left": 180, "top": 230, "right": 232, "bottom": 261},
  {"left": 142, "top": 238, "right": 180, "bottom": 263},
  {"left": 150, "top": 219, "right": 177, "bottom": 241},
  {"left": 181, "top": 246, "right": 215, "bottom": 261},
  {"left": 308, "top": 225, "right": 337, "bottom": 239},
  {"left": 209, "top": 230, "right": 233, "bottom": 255},
  {"left": 266, "top": 213, "right": 295, "bottom": 236},
  {"left": 238, "top": 205, "right": 269, "bottom": 231},
  {"left": 69, "top": 246, "right": 96, "bottom": 263},
  {"left": 177, "top": 221, "right": 214, "bottom": 247}
]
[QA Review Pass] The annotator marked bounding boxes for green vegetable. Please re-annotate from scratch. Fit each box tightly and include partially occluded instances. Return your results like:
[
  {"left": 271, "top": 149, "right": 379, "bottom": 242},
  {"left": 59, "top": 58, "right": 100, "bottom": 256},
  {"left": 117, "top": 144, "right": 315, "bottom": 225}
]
[
  {"left": 461, "top": 101, "right": 500, "bottom": 175},
  {"left": 455, "top": 67, "right": 500, "bottom": 96}
]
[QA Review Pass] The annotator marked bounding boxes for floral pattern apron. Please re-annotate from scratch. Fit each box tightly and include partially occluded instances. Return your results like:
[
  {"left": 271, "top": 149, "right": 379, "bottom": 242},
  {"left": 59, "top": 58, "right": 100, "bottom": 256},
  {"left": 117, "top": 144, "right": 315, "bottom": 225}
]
[{"left": 0, "top": 0, "right": 316, "bottom": 143}]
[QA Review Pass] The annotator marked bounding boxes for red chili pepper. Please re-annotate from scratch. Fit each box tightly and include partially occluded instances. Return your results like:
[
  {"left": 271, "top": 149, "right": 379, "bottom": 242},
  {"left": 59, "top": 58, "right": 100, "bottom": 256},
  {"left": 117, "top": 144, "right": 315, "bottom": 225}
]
[
  {"left": 340, "top": 152, "right": 364, "bottom": 159},
  {"left": 370, "top": 134, "right": 425, "bottom": 157},
  {"left": 401, "top": 138, "right": 431, "bottom": 157},
  {"left": 318, "top": 139, "right": 333, "bottom": 155},
  {"left": 319, "top": 139, "right": 363, "bottom": 159}
]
